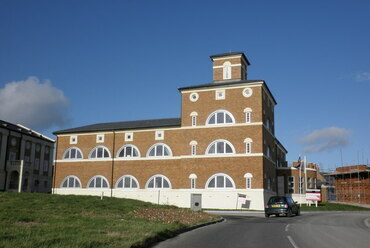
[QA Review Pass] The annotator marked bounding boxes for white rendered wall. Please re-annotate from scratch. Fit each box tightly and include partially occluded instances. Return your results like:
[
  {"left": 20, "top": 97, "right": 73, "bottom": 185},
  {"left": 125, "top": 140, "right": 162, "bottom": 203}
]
[{"left": 53, "top": 188, "right": 272, "bottom": 210}]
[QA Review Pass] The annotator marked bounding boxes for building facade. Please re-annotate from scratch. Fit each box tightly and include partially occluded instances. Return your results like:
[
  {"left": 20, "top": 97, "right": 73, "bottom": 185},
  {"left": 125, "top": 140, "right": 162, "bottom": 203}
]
[
  {"left": 0, "top": 120, "right": 55, "bottom": 193},
  {"left": 53, "top": 52, "right": 289, "bottom": 210},
  {"left": 323, "top": 165, "right": 370, "bottom": 205}
]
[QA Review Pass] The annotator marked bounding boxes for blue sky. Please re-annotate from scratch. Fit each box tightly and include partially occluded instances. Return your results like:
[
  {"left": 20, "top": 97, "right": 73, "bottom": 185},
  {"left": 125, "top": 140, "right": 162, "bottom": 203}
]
[{"left": 1, "top": 0, "right": 370, "bottom": 171}]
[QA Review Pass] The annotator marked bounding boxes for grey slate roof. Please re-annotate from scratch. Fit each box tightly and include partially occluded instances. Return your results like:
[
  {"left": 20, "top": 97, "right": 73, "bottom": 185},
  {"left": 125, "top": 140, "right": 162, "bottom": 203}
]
[
  {"left": 0, "top": 119, "right": 55, "bottom": 142},
  {"left": 209, "top": 52, "right": 250, "bottom": 65},
  {"left": 178, "top": 79, "right": 277, "bottom": 104},
  {"left": 53, "top": 118, "right": 181, "bottom": 135}
]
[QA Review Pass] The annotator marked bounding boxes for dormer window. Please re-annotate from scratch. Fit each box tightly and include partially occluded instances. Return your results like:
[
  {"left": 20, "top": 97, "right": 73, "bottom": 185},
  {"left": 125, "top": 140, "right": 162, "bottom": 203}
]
[{"left": 223, "top": 62, "right": 232, "bottom": 80}]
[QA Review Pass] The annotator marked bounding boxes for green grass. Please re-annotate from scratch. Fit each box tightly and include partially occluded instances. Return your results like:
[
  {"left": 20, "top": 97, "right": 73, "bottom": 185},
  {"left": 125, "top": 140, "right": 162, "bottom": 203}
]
[
  {"left": 0, "top": 192, "right": 218, "bottom": 248},
  {"left": 300, "top": 202, "right": 370, "bottom": 211}
]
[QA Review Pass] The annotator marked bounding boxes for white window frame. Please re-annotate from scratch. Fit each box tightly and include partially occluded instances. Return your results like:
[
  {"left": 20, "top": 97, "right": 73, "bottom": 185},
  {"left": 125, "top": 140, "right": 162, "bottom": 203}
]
[
  {"left": 145, "top": 174, "right": 172, "bottom": 189},
  {"left": 60, "top": 175, "right": 82, "bottom": 188},
  {"left": 89, "top": 146, "right": 111, "bottom": 159},
  {"left": 215, "top": 89, "right": 225, "bottom": 100},
  {"left": 288, "top": 176, "right": 295, "bottom": 193},
  {"left": 244, "top": 108, "right": 252, "bottom": 123},
  {"left": 244, "top": 173, "right": 253, "bottom": 189},
  {"left": 96, "top": 134, "right": 104, "bottom": 143},
  {"left": 70, "top": 136, "right": 77, "bottom": 144},
  {"left": 242, "top": 87, "right": 253, "bottom": 97},
  {"left": 189, "top": 92, "right": 199, "bottom": 102},
  {"left": 117, "top": 145, "right": 141, "bottom": 158},
  {"left": 206, "top": 173, "right": 235, "bottom": 189},
  {"left": 147, "top": 143, "right": 172, "bottom": 157},
  {"left": 223, "top": 61, "right": 232, "bottom": 80},
  {"left": 115, "top": 175, "right": 139, "bottom": 189},
  {"left": 87, "top": 175, "right": 110, "bottom": 188},
  {"left": 155, "top": 130, "right": 164, "bottom": 140},
  {"left": 189, "top": 174, "right": 197, "bottom": 189},
  {"left": 63, "top": 147, "right": 83, "bottom": 160},
  {"left": 125, "top": 132, "right": 133, "bottom": 142},
  {"left": 206, "top": 110, "right": 235, "bottom": 126},
  {"left": 206, "top": 139, "right": 235, "bottom": 155},
  {"left": 244, "top": 138, "right": 253, "bottom": 154}
]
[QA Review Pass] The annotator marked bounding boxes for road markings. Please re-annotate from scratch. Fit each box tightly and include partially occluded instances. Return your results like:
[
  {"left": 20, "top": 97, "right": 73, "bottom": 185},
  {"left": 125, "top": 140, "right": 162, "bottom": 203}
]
[
  {"left": 287, "top": 235, "right": 299, "bottom": 248},
  {"left": 285, "top": 224, "right": 290, "bottom": 232}
]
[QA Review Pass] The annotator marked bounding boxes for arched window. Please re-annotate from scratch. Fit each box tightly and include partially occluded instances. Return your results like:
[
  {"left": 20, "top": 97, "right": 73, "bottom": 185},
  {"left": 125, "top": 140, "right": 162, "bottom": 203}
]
[
  {"left": 244, "top": 108, "right": 252, "bottom": 123},
  {"left": 147, "top": 143, "right": 172, "bottom": 157},
  {"left": 244, "top": 173, "right": 253, "bottom": 189},
  {"left": 61, "top": 175, "right": 81, "bottom": 188},
  {"left": 244, "top": 138, "right": 253, "bottom": 154},
  {"left": 189, "top": 173, "right": 197, "bottom": 189},
  {"left": 146, "top": 175, "right": 171, "bottom": 189},
  {"left": 190, "top": 140, "right": 197, "bottom": 156},
  {"left": 206, "top": 173, "right": 235, "bottom": 189},
  {"left": 63, "top": 147, "right": 83, "bottom": 159},
  {"left": 206, "top": 110, "right": 235, "bottom": 125},
  {"left": 115, "top": 175, "right": 139, "bottom": 189},
  {"left": 87, "top": 175, "right": 109, "bottom": 188},
  {"left": 117, "top": 145, "right": 140, "bottom": 158},
  {"left": 223, "top": 61, "right": 232, "bottom": 80},
  {"left": 190, "top": 112, "right": 198, "bottom": 127},
  {"left": 206, "top": 139, "right": 235, "bottom": 155},
  {"left": 89, "top": 146, "right": 111, "bottom": 159}
]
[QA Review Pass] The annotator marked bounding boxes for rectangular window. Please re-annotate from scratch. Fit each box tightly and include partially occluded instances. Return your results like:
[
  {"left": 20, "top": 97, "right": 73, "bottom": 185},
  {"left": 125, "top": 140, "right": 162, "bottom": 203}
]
[
  {"left": 155, "top": 130, "right": 164, "bottom": 140},
  {"left": 70, "top": 136, "right": 77, "bottom": 144},
  {"left": 246, "top": 112, "right": 251, "bottom": 123},
  {"left": 246, "top": 143, "right": 251, "bottom": 154},
  {"left": 34, "top": 159, "right": 40, "bottom": 170},
  {"left": 191, "top": 178, "right": 196, "bottom": 189},
  {"left": 191, "top": 145, "right": 196, "bottom": 155},
  {"left": 191, "top": 116, "right": 196, "bottom": 126},
  {"left": 96, "top": 134, "right": 104, "bottom": 143},
  {"left": 246, "top": 178, "right": 252, "bottom": 189},
  {"left": 125, "top": 132, "right": 133, "bottom": 141},
  {"left": 288, "top": 176, "right": 294, "bottom": 193},
  {"left": 215, "top": 90, "right": 225, "bottom": 100},
  {"left": 43, "top": 160, "right": 49, "bottom": 172},
  {"left": 9, "top": 152, "right": 17, "bottom": 161}
]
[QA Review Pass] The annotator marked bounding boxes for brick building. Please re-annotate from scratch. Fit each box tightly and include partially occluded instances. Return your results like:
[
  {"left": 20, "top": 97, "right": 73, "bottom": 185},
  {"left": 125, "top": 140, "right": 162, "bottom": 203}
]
[
  {"left": 0, "top": 120, "right": 55, "bottom": 192},
  {"left": 325, "top": 165, "right": 370, "bottom": 204},
  {"left": 53, "top": 52, "right": 290, "bottom": 210}
]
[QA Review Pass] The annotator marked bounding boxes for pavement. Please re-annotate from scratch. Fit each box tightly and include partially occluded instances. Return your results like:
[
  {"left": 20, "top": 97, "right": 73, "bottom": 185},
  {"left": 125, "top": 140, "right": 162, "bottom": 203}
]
[{"left": 329, "top": 201, "right": 370, "bottom": 209}]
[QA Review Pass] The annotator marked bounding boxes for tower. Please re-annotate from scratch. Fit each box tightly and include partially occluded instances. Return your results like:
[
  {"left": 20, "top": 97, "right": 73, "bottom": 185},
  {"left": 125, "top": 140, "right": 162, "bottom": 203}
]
[{"left": 210, "top": 52, "right": 250, "bottom": 82}]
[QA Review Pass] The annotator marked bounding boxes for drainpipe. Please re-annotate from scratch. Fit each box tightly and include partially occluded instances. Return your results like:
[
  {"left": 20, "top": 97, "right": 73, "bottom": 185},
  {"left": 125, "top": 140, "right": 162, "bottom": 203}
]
[
  {"left": 52, "top": 137, "right": 58, "bottom": 194},
  {"left": 110, "top": 131, "right": 116, "bottom": 197}
]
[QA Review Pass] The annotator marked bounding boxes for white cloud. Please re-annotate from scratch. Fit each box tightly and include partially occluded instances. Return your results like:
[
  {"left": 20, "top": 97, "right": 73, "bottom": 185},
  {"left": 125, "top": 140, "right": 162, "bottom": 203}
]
[
  {"left": 0, "top": 77, "right": 70, "bottom": 131},
  {"left": 355, "top": 72, "right": 370, "bottom": 82},
  {"left": 299, "top": 127, "right": 351, "bottom": 154}
]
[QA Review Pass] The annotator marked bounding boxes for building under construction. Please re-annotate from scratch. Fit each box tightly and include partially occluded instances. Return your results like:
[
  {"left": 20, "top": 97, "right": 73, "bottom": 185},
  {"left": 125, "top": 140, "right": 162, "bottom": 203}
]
[{"left": 324, "top": 165, "right": 370, "bottom": 205}]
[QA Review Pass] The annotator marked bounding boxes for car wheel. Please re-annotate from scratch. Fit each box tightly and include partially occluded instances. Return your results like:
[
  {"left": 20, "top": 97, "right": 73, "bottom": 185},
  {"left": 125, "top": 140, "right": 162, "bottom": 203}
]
[
  {"left": 265, "top": 213, "right": 270, "bottom": 218},
  {"left": 287, "top": 209, "right": 292, "bottom": 217}
]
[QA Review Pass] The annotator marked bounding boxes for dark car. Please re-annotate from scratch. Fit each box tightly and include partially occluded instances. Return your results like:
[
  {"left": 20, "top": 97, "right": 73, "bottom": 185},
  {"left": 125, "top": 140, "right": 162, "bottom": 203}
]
[{"left": 265, "top": 196, "right": 300, "bottom": 217}]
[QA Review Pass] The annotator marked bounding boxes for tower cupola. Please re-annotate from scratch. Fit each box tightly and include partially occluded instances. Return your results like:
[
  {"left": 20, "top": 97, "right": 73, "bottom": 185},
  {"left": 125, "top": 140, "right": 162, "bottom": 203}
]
[{"left": 210, "top": 52, "right": 250, "bottom": 82}]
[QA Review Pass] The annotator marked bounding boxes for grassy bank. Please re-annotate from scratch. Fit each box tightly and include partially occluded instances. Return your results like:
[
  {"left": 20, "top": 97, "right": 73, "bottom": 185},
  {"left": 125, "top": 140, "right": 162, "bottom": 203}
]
[
  {"left": 300, "top": 202, "right": 370, "bottom": 211},
  {"left": 0, "top": 192, "right": 218, "bottom": 248}
]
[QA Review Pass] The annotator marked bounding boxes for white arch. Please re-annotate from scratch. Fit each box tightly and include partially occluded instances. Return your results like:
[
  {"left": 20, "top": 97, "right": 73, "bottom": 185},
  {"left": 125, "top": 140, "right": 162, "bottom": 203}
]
[
  {"left": 60, "top": 175, "right": 82, "bottom": 188},
  {"left": 88, "top": 146, "right": 111, "bottom": 159},
  {"left": 116, "top": 144, "right": 141, "bottom": 158},
  {"left": 62, "top": 147, "right": 83, "bottom": 159},
  {"left": 206, "top": 110, "right": 235, "bottom": 125},
  {"left": 223, "top": 61, "right": 232, "bottom": 80},
  {"left": 115, "top": 175, "right": 140, "bottom": 189},
  {"left": 206, "top": 139, "right": 236, "bottom": 155},
  {"left": 87, "top": 175, "right": 110, "bottom": 188},
  {"left": 146, "top": 143, "right": 173, "bottom": 157},
  {"left": 205, "top": 173, "right": 235, "bottom": 189},
  {"left": 145, "top": 174, "right": 172, "bottom": 189}
]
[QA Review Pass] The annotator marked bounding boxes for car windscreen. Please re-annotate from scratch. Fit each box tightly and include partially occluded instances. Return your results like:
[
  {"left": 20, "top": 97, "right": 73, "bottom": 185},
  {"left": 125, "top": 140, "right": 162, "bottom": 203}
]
[{"left": 268, "top": 196, "right": 286, "bottom": 203}]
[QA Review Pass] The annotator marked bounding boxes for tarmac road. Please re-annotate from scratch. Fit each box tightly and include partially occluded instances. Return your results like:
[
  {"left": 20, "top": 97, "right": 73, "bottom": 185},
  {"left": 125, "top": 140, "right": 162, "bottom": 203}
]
[{"left": 152, "top": 211, "right": 370, "bottom": 248}]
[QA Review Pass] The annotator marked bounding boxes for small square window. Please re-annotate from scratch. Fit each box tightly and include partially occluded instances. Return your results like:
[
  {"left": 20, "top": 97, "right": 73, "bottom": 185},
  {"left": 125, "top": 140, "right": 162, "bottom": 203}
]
[
  {"left": 70, "top": 136, "right": 77, "bottom": 144},
  {"left": 215, "top": 90, "right": 225, "bottom": 100},
  {"left": 96, "top": 134, "right": 104, "bottom": 143},
  {"left": 155, "top": 130, "right": 164, "bottom": 140},
  {"left": 125, "top": 133, "right": 133, "bottom": 141}
]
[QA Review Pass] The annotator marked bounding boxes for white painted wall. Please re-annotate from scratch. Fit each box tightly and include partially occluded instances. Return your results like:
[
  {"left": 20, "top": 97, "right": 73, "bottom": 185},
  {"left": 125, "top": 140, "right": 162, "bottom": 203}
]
[{"left": 53, "top": 188, "right": 272, "bottom": 210}]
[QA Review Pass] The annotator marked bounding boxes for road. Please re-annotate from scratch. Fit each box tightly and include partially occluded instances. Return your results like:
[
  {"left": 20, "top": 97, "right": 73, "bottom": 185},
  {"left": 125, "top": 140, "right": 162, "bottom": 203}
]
[{"left": 153, "top": 211, "right": 370, "bottom": 248}]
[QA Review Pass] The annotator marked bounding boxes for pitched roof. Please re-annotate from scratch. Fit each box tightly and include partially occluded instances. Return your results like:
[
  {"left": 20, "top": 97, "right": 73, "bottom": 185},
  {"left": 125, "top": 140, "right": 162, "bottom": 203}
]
[
  {"left": 210, "top": 52, "right": 250, "bottom": 65},
  {"left": 0, "top": 119, "right": 55, "bottom": 142},
  {"left": 53, "top": 118, "right": 181, "bottom": 135}
]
